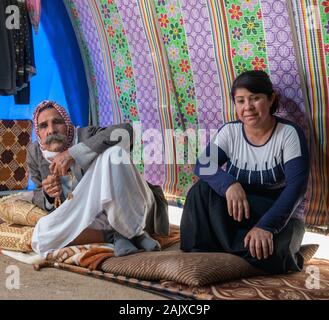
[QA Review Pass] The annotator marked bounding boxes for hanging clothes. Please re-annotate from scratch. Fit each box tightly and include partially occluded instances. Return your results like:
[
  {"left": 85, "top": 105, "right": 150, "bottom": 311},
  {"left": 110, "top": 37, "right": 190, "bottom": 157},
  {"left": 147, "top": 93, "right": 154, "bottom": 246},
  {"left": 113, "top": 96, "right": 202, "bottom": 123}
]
[
  {"left": 0, "top": 0, "right": 36, "bottom": 104},
  {"left": 13, "top": 0, "right": 36, "bottom": 104},
  {"left": 0, "top": 0, "right": 16, "bottom": 95}
]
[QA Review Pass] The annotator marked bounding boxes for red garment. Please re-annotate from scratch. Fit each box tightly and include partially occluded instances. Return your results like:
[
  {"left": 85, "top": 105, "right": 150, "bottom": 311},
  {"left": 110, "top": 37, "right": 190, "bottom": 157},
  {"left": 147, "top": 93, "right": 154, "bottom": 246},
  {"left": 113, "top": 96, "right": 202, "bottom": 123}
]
[{"left": 26, "top": 0, "right": 41, "bottom": 34}]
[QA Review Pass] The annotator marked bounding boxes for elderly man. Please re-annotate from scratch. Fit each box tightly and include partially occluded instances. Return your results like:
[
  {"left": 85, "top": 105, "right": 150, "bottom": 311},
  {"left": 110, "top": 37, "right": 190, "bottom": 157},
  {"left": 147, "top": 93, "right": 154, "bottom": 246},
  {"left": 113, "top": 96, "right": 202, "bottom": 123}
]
[{"left": 27, "top": 100, "right": 168, "bottom": 257}]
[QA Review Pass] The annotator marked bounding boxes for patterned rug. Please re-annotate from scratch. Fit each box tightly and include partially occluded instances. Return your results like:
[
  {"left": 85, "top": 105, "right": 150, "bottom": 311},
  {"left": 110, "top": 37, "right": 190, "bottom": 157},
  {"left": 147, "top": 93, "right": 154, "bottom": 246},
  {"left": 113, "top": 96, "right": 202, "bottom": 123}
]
[
  {"left": 0, "top": 120, "right": 32, "bottom": 192},
  {"left": 36, "top": 258, "right": 329, "bottom": 300},
  {"left": 33, "top": 224, "right": 329, "bottom": 300},
  {"left": 160, "top": 259, "right": 329, "bottom": 300}
]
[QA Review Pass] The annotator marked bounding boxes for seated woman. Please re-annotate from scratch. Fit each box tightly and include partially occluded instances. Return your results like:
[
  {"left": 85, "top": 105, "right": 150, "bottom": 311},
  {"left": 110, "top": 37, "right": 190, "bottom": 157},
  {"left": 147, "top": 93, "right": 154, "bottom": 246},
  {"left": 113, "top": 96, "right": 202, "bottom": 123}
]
[{"left": 180, "top": 70, "right": 310, "bottom": 274}]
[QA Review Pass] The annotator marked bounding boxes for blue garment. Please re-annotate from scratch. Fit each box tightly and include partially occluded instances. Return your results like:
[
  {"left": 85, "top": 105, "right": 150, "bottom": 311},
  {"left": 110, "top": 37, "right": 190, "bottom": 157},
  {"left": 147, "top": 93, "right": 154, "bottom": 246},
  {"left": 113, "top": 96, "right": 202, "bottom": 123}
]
[{"left": 195, "top": 116, "right": 310, "bottom": 234}]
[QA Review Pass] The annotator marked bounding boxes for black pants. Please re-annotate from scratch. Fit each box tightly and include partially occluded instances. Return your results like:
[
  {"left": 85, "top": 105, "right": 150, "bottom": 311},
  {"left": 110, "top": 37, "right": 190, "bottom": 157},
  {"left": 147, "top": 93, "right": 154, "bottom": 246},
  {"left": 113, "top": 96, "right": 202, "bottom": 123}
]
[{"left": 180, "top": 180, "right": 305, "bottom": 274}]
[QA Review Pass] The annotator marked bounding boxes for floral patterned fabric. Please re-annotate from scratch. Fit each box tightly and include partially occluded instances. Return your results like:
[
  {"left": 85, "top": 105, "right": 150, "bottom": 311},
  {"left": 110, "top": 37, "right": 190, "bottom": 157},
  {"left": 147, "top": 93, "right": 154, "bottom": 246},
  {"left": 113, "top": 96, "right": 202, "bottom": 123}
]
[{"left": 63, "top": 0, "right": 329, "bottom": 228}]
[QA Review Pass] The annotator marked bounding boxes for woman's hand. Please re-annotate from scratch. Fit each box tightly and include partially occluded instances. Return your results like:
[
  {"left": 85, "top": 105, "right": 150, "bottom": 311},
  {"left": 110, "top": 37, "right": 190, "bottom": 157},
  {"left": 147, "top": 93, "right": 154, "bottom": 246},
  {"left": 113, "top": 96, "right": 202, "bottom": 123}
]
[
  {"left": 225, "top": 182, "right": 250, "bottom": 222},
  {"left": 244, "top": 227, "right": 273, "bottom": 260}
]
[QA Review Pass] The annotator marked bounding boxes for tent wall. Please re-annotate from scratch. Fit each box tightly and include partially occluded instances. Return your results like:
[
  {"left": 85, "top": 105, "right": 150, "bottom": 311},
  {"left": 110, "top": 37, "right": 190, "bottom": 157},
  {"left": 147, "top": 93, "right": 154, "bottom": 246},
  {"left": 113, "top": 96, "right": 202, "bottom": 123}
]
[
  {"left": 288, "top": 0, "right": 329, "bottom": 227},
  {"left": 64, "top": 0, "right": 329, "bottom": 229}
]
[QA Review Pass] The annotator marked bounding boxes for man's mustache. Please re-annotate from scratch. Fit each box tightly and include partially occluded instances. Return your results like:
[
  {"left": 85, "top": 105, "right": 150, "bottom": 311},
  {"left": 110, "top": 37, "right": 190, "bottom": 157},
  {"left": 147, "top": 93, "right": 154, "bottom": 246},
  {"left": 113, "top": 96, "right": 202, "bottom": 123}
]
[{"left": 45, "top": 134, "right": 66, "bottom": 145}]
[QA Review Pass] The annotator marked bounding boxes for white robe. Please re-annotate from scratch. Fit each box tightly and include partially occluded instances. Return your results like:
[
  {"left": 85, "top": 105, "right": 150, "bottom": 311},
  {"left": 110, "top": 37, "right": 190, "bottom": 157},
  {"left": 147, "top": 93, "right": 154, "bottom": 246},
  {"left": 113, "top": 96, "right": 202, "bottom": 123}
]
[{"left": 32, "top": 146, "right": 155, "bottom": 258}]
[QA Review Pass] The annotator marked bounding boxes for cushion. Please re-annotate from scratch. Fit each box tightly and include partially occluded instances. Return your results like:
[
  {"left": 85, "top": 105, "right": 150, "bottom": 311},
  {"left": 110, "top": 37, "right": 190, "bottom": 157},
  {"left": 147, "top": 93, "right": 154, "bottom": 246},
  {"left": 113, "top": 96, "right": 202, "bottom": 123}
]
[
  {"left": 299, "top": 243, "right": 319, "bottom": 261},
  {"left": 0, "top": 223, "right": 33, "bottom": 252},
  {"left": 101, "top": 251, "right": 262, "bottom": 287},
  {"left": 101, "top": 244, "right": 320, "bottom": 287},
  {"left": 0, "top": 195, "right": 47, "bottom": 226},
  {"left": 0, "top": 120, "right": 32, "bottom": 191}
]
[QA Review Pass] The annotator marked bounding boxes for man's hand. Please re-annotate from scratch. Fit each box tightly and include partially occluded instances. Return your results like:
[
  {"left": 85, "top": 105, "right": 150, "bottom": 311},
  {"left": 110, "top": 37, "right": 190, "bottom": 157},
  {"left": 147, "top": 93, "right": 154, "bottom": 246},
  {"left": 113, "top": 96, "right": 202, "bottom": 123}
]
[
  {"left": 49, "top": 150, "right": 75, "bottom": 176},
  {"left": 225, "top": 182, "right": 250, "bottom": 222},
  {"left": 244, "top": 227, "right": 274, "bottom": 260},
  {"left": 42, "top": 174, "right": 62, "bottom": 199}
]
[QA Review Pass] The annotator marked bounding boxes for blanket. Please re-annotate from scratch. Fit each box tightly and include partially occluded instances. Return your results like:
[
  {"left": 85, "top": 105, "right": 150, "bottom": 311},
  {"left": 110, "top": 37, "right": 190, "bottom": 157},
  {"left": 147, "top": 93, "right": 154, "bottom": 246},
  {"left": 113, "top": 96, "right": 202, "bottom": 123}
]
[{"left": 34, "top": 224, "right": 181, "bottom": 271}]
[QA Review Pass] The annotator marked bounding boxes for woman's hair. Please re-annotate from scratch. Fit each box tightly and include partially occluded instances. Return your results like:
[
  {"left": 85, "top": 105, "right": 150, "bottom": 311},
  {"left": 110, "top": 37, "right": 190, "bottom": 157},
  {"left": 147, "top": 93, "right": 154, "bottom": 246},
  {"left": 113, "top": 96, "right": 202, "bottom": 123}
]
[{"left": 231, "top": 70, "right": 279, "bottom": 114}]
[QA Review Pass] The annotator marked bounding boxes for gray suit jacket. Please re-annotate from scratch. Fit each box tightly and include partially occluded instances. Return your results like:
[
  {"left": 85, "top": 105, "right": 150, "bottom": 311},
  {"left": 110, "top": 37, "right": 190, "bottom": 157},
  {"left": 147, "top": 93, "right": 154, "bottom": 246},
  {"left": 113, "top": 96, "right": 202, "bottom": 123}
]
[{"left": 26, "top": 123, "right": 170, "bottom": 236}]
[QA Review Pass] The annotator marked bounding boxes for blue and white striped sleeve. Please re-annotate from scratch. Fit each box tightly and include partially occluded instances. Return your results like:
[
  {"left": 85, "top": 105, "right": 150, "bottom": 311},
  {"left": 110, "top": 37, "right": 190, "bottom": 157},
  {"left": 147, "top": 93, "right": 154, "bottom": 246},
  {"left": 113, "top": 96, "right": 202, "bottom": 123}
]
[{"left": 256, "top": 125, "right": 310, "bottom": 234}]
